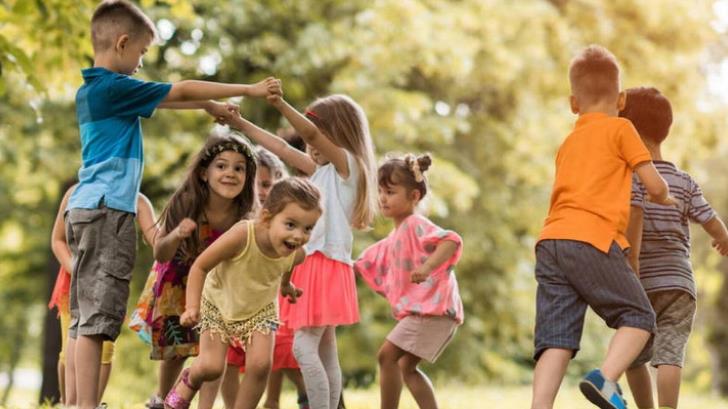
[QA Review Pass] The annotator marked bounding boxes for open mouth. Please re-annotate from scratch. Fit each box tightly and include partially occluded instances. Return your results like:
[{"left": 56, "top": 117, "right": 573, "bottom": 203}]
[{"left": 283, "top": 240, "right": 298, "bottom": 251}]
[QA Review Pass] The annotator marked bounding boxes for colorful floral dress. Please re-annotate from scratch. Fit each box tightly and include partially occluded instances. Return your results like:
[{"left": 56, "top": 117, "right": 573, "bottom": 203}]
[{"left": 129, "top": 224, "right": 223, "bottom": 360}]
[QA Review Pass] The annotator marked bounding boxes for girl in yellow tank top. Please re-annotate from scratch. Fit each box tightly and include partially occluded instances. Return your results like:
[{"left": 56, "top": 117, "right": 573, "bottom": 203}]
[{"left": 164, "top": 177, "right": 322, "bottom": 409}]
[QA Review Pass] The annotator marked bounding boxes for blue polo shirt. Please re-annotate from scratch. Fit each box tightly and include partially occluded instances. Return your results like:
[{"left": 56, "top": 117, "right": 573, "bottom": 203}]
[{"left": 68, "top": 67, "right": 171, "bottom": 214}]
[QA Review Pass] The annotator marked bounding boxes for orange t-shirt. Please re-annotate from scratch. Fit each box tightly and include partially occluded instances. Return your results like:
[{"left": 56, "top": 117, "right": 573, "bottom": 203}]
[{"left": 538, "top": 112, "right": 652, "bottom": 253}]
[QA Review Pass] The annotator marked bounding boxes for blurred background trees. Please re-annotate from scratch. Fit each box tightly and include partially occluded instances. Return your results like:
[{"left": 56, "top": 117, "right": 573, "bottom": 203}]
[{"left": 2, "top": 0, "right": 728, "bottom": 404}]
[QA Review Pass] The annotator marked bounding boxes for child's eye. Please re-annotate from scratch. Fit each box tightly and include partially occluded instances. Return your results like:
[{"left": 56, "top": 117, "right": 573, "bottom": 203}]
[
  {"left": 285, "top": 222, "right": 295, "bottom": 229},
  {"left": 305, "top": 226, "right": 314, "bottom": 233},
  {"left": 235, "top": 165, "right": 245, "bottom": 172}
]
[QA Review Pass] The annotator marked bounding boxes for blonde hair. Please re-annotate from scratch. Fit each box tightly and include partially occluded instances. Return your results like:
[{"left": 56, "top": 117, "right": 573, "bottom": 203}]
[{"left": 306, "top": 95, "right": 377, "bottom": 229}]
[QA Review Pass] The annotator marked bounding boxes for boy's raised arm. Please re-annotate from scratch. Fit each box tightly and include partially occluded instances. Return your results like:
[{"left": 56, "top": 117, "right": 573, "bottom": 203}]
[
  {"left": 633, "top": 162, "right": 674, "bottom": 205},
  {"left": 162, "top": 78, "right": 274, "bottom": 104}
]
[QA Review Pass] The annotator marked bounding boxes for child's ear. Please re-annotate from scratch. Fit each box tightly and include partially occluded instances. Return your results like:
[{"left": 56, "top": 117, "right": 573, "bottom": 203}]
[
  {"left": 410, "top": 189, "right": 422, "bottom": 203},
  {"left": 199, "top": 168, "right": 208, "bottom": 183},
  {"left": 617, "top": 91, "right": 627, "bottom": 112},
  {"left": 116, "top": 34, "right": 130, "bottom": 53},
  {"left": 569, "top": 95, "right": 580, "bottom": 114},
  {"left": 260, "top": 208, "right": 273, "bottom": 225}
]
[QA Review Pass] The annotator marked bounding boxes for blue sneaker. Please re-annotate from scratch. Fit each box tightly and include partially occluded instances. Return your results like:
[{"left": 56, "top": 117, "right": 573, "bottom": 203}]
[{"left": 579, "top": 369, "right": 628, "bottom": 409}]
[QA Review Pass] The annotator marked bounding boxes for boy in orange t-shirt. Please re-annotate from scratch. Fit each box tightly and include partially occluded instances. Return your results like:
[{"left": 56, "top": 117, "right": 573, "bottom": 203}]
[{"left": 531, "top": 45, "right": 675, "bottom": 409}]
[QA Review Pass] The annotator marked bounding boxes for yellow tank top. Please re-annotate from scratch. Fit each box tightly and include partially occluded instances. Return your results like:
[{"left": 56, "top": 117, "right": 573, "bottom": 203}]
[{"left": 202, "top": 222, "right": 296, "bottom": 321}]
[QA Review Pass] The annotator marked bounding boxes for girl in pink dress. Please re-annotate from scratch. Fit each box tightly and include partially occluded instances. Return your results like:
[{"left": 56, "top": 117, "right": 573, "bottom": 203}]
[
  {"left": 224, "top": 85, "right": 377, "bottom": 409},
  {"left": 355, "top": 154, "right": 464, "bottom": 409}
]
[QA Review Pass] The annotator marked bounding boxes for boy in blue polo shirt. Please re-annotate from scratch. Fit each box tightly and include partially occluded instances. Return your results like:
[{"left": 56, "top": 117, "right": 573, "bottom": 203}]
[{"left": 64, "top": 2, "right": 277, "bottom": 408}]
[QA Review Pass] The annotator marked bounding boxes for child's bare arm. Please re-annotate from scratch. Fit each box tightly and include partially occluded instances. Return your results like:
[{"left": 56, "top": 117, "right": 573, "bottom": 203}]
[
  {"left": 702, "top": 216, "right": 728, "bottom": 256},
  {"left": 181, "top": 221, "right": 248, "bottom": 326},
  {"left": 50, "top": 186, "right": 75, "bottom": 273},
  {"left": 136, "top": 194, "right": 158, "bottom": 247},
  {"left": 268, "top": 94, "right": 350, "bottom": 178},
  {"left": 625, "top": 206, "right": 644, "bottom": 274},
  {"left": 280, "top": 249, "right": 306, "bottom": 303},
  {"left": 633, "top": 162, "right": 674, "bottom": 205},
  {"left": 226, "top": 114, "right": 316, "bottom": 175},
  {"left": 162, "top": 78, "right": 275, "bottom": 104},
  {"left": 153, "top": 218, "right": 197, "bottom": 262},
  {"left": 411, "top": 240, "right": 459, "bottom": 283}
]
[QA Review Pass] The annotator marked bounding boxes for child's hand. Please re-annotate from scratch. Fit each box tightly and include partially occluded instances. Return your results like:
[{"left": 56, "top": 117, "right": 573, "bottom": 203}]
[
  {"left": 410, "top": 265, "right": 432, "bottom": 284},
  {"left": 266, "top": 78, "right": 283, "bottom": 105},
  {"left": 646, "top": 194, "right": 679, "bottom": 207},
  {"left": 180, "top": 307, "right": 200, "bottom": 327},
  {"left": 281, "top": 283, "right": 303, "bottom": 303},
  {"left": 205, "top": 101, "right": 238, "bottom": 123},
  {"left": 175, "top": 218, "right": 197, "bottom": 240},
  {"left": 713, "top": 237, "right": 728, "bottom": 256},
  {"left": 248, "top": 77, "right": 278, "bottom": 98}
]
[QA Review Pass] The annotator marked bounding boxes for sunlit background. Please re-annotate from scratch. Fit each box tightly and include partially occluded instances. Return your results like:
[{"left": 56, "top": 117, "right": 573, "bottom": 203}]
[{"left": 3, "top": 1, "right": 728, "bottom": 407}]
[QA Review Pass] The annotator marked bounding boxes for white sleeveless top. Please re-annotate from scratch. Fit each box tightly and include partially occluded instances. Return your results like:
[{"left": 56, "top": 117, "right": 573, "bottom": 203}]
[{"left": 304, "top": 151, "right": 359, "bottom": 265}]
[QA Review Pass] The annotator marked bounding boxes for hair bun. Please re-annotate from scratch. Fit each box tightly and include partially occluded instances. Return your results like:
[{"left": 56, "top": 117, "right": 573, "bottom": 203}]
[{"left": 416, "top": 154, "right": 432, "bottom": 173}]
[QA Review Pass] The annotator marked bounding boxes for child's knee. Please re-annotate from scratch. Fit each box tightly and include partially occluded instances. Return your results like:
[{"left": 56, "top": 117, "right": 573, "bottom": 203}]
[
  {"left": 246, "top": 359, "right": 272, "bottom": 381},
  {"left": 196, "top": 360, "right": 225, "bottom": 382},
  {"left": 377, "top": 346, "right": 397, "bottom": 365}
]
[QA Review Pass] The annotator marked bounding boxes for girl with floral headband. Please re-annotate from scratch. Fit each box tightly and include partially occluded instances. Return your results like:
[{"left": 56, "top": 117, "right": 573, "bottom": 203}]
[
  {"left": 129, "top": 130, "right": 258, "bottom": 409},
  {"left": 355, "top": 153, "right": 464, "bottom": 409}
]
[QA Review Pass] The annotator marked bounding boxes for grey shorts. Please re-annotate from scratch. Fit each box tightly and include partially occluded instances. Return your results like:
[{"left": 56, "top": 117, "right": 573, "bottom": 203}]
[
  {"left": 631, "top": 290, "right": 696, "bottom": 368},
  {"left": 65, "top": 206, "right": 136, "bottom": 341},
  {"left": 534, "top": 240, "right": 656, "bottom": 361}
]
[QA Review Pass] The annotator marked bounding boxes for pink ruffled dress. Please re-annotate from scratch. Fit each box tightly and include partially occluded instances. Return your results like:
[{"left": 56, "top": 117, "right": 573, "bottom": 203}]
[{"left": 355, "top": 214, "right": 464, "bottom": 324}]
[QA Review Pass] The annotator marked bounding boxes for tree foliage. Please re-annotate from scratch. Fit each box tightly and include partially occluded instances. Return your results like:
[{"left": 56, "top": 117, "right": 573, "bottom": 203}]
[{"left": 1, "top": 0, "right": 728, "bottom": 403}]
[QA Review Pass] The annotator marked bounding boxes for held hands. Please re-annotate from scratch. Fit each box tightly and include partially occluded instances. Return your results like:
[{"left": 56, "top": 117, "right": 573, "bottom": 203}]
[
  {"left": 281, "top": 282, "right": 303, "bottom": 303},
  {"left": 265, "top": 78, "right": 283, "bottom": 105},
  {"left": 180, "top": 306, "right": 200, "bottom": 327},
  {"left": 206, "top": 101, "right": 239, "bottom": 124},
  {"left": 410, "top": 265, "right": 432, "bottom": 284},
  {"left": 713, "top": 237, "right": 728, "bottom": 256},
  {"left": 175, "top": 218, "right": 197, "bottom": 240}
]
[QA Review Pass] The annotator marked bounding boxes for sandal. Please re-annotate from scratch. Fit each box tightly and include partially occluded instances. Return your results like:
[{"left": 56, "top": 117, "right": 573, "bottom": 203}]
[
  {"left": 164, "top": 368, "right": 198, "bottom": 409},
  {"left": 145, "top": 395, "right": 165, "bottom": 409}
]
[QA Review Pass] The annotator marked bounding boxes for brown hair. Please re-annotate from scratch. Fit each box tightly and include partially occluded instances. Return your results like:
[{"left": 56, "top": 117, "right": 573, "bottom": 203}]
[
  {"left": 262, "top": 177, "right": 322, "bottom": 218},
  {"left": 158, "top": 131, "right": 257, "bottom": 262},
  {"left": 256, "top": 147, "right": 288, "bottom": 180},
  {"left": 619, "top": 87, "right": 673, "bottom": 144},
  {"left": 569, "top": 45, "right": 621, "bottom": 106},
  {"left": 91, "top": 0, "right": 157, "bottom": 53},
  {"left": 306, "top": 94, "right": 377, "bottom": 229},
  {"left": 378, "top": 153, "right": 432, "bottom": 199}
]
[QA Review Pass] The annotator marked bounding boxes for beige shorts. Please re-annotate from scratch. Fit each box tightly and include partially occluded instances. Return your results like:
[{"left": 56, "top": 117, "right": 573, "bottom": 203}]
[
  {"left": 386, "top": 315, "right": 458, "bottom": 363},
  {"left": 631, "top": 290, "right": 696, "bottom": 368}
]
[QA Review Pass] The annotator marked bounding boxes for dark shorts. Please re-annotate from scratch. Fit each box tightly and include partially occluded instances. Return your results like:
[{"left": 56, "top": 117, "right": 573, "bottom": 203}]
[
  {"left": 65, "top": 206, "right": 136, "bottom": 341},
  {"left": 533, "top": 240, "right": 656, "bottom": 361},
  {"left": 631, "top": 290, "right": 696, "bottom": 368}
]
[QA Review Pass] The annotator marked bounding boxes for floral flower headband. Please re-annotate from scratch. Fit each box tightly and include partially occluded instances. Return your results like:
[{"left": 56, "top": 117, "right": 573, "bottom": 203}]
[{"left": 201, "top": 140, "right": 255, "bottom": 166}]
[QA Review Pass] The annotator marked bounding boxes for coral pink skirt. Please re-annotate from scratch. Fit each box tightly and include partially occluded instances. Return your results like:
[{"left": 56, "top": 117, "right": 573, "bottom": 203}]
[{"left": 281, "top": 251, "right": 359, "bottom": 331}]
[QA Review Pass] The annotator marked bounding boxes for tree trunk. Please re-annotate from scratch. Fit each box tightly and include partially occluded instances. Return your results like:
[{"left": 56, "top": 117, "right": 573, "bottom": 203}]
[
  {"left": 1, "top": 318, "right": 25, "bottom": 406},
  {"left": 38, "top": 238, "right": 62, "bottom": 405}
]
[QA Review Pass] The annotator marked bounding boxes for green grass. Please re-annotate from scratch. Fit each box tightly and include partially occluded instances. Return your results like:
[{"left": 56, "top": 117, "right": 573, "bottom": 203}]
[{"left": 8, "top": 383, "right": 728, "bottom": 409}]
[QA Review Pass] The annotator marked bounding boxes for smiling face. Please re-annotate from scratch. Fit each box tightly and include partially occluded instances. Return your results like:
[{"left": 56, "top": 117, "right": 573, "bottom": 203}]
[
  {"left": 378, "top": 182, "right": 419, "bottom": 221},
  {"left": 201, "top": 150, "right": 248, "bottom": 200},
  {"left": 264, "top": 202, "right": 321, "bottom": 257}
]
